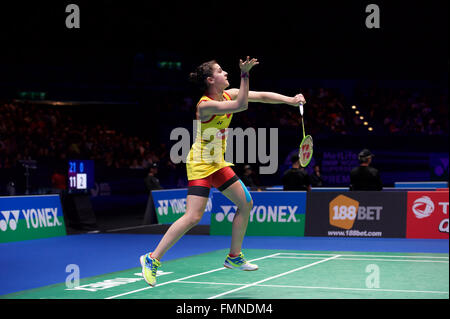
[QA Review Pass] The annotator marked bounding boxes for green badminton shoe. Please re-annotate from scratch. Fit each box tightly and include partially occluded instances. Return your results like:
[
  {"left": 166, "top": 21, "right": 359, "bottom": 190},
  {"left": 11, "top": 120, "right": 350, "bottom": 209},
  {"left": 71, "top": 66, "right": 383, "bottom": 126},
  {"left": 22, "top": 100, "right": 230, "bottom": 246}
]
[
  {"left": 140, "top": 252, "right": 161, "bottom": 287},
  {"left": 224, "top": 252, "right": 258, "bottom": 271}
]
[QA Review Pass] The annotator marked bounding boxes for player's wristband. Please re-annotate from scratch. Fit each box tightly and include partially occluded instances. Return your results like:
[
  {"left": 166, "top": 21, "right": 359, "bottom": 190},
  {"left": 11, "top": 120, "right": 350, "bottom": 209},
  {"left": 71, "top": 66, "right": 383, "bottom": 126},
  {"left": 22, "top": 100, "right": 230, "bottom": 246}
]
[{"left": 240, "top": 72, "right": 249, "bottom": 78}]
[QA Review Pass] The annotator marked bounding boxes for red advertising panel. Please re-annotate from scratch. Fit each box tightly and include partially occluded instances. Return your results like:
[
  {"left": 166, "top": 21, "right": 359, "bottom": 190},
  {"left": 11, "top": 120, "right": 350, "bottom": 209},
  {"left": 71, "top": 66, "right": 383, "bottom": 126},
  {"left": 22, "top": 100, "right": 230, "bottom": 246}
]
[{"left": 406, "top": 191, "right": 449, "bottom": 239}]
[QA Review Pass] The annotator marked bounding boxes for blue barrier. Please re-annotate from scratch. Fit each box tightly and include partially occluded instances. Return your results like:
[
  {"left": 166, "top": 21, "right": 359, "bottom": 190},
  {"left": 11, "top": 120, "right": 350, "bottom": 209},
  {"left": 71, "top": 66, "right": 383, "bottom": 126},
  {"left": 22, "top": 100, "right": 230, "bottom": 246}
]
[
  {"left": 264, "top": 186, "right": 349, "bottom": 192},
  {"left": 394, "top": 181, "right": 448, "bottom": 189}
]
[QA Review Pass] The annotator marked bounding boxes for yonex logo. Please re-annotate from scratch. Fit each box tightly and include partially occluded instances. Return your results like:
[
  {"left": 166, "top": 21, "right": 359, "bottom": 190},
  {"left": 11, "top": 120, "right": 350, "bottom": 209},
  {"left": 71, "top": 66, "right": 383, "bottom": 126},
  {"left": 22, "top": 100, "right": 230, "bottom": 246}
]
[
  {"left": 300, "top": 143, "right": 311, "bottom": 161},
  {"left": 0, "top": 210, "right": 20, "bottom": 231},
  {"left": 157, "top": 200, "right": 170, "bottom": 216},
  {"left": 412, "top": 196, "right": 435, "bottom": 219},
  {"left": 215, "top": 205, "right": 237, "bottom": 222},
  {"left": 215, "top": 128, "right": 228, "bottom": 140},
  {"left": 157, "top": 199, "right": 186, "bottom": 216},
  {"left": 157, "top": 198, "right": 212, "bottom": 216},
  {"left": 0, "top": 208, "right": 61, "bottom": 231},
  {"left": 215, "top": 205, "right": 299, "bottom": 223}
]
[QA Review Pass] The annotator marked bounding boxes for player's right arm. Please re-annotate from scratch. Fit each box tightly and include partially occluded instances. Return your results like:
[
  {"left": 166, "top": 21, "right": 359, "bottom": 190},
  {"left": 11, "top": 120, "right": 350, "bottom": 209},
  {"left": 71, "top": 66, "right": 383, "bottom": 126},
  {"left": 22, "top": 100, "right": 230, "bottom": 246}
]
[{"left": 197, "top": 57, "right": 258, "bottom": 120}]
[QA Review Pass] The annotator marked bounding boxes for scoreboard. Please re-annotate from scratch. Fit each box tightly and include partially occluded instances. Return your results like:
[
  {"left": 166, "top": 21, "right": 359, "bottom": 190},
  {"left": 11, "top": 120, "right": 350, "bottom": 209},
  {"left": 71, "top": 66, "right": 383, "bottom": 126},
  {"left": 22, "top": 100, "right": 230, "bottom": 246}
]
[{"left": 68, "top": 160, "right": 94, "bottom": 192}]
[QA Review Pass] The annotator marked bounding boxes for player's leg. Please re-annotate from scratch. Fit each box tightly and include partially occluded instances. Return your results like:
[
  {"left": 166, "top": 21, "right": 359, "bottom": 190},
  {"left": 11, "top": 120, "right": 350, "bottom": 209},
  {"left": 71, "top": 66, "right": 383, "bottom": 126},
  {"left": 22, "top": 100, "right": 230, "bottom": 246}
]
[
  {"left": 220, "top": 179, "right": 253, "bottom": 256},
  {"left": 140, "top": 183, "right": 210, "bottom": 286},
  {"left": 212, "top": 167, "right": 257, "bottom": 270},
  {"left": 152, "top": 193, "right": 209, "bottom": 260}
]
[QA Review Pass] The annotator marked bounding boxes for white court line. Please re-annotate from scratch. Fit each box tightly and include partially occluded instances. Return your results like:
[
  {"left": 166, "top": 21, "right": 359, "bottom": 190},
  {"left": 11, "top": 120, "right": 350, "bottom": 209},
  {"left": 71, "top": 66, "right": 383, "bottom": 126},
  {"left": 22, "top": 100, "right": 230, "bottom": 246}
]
[
  {"left": 207, "top": 255, "right": 341, "bottom": 300},
  {"left": 106, "top": 225, "right": 153, "bottom": 232},
  {"left": 257, "top": 284, "right": 449, "bottom": 295},
  {"left": 179, "top": 281, "right": 242, "bottom": 286},
  {"left": 278, "top": 253, "right": 449, "bottom": 259},
  {"left": 271, "top": 256, "right": 449, "bottom": 263},
  {"left": 175, "top": 281, "right": 449, "bottom": 295},
  {"left": 105, "top": 253, "right": 281, "bottom": 299}
]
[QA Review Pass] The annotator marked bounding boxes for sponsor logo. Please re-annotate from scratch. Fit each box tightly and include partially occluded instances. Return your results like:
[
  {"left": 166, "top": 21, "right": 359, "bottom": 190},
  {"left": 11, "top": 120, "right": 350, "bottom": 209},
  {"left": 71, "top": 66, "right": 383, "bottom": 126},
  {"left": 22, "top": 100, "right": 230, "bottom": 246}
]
[
  {"left": 215, "top": 205, "right": 299, "bottom": 223},
  {"left": 0, "top": 210, "right": 20, "bottom": 231},
  {"left": 412, "top": 196, "right": 435, "bottom": 219},
  {"left": 300, "top": 142, "right": 312, "bottom": 162},
  {"left": 406, "top": 191, "right": 449, "bottom": 238},
  {"left": 0, "top": 208, "right": 62, "bottom": 231},
  {"left": 156, "top": 198, "right": 212, "bottom": 216},
  {"left": 157, "top": 199, "right": 186, "bottom": 216},
  {"left": 215, "top": 128, "right": 228, "bottom": 140},
  {"left": 411, "top": 195, "right": 448, "bottom": 232},
  {"left": 329, "top": 195, "right": 382, "bottom": 230},
  {"left": 65, "top": 271, "right": 173, "bottom": 292},
  {"left": 439, "top": 218, "right": 449, "bottom": 233}
]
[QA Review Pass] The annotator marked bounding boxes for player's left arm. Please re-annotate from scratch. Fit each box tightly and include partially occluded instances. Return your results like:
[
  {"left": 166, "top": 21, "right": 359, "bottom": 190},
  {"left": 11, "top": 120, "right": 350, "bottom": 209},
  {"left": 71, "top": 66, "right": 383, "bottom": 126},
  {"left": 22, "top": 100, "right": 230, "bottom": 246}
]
[{"left": 225, "top": 88, "right": 306, "bottom": 106}]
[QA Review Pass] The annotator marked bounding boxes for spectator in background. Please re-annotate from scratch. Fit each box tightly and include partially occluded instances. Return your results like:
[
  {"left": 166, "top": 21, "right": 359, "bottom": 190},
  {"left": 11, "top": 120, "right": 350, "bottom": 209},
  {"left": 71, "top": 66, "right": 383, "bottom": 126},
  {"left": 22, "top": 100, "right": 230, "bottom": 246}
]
[
  {"left": 310, "top": 164, "right": 324, "bottom": 187},
  {"left": 145, "top": 162, "right": 163, "bottom": 192},
  {"left": 282, "top": 155, "right": 311, "bottom": 191},
  {"left": 51, "top": 167, "right": 67, "bottom": 195},
  {"left": 130, "top": 158, "right": 144, "bottom": 169},
  {"left": 241, "top": 165, "right": 258, "bottom": 189},
  {"left": 349, "top": 149, "right": 383, "bottom": 191}
]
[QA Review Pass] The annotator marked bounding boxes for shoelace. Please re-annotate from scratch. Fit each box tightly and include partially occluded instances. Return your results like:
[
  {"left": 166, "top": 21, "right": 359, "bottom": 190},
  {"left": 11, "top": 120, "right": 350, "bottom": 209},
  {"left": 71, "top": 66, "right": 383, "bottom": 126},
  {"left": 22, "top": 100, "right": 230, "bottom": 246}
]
[
  {"left": 146, "top": 255, "right": 159, "bottom": 276},
  {"left": 230, "top": 254, "right": 246, "bottom": 265}
]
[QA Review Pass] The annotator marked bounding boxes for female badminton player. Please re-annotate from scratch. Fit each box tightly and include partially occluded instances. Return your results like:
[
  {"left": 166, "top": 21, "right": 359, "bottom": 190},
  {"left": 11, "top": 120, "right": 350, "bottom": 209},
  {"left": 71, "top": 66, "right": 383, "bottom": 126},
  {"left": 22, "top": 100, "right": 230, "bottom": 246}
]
[{"left": 140, "top": 56, "right": 306, "bottom": 286}]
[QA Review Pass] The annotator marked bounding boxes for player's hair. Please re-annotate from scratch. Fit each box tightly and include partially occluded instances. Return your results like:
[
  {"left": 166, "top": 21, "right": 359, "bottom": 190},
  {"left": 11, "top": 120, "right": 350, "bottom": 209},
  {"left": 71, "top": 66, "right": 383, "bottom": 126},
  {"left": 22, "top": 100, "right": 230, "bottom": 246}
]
[{"left": 189, "top": 60, "right": 217, "bottom": 92}]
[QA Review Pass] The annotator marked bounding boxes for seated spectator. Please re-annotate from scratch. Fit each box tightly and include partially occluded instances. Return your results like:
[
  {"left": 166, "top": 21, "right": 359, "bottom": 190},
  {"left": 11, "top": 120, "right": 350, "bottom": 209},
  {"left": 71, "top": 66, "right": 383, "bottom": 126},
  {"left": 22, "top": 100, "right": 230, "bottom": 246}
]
[
  {"left": 145, "top": 162, "right": 163, "bottom": 192},
  {"left": 282, "top": 155, "right": 311, "bottom": 191},
  {"left": 241, "top": 164, "right": 258, "bottom": 189},
  {"left": 310, "top": 164, "right": 324, "bottom": 187},
  {"left": 51, "top": 167, "right": 67, "bottom": 194}
]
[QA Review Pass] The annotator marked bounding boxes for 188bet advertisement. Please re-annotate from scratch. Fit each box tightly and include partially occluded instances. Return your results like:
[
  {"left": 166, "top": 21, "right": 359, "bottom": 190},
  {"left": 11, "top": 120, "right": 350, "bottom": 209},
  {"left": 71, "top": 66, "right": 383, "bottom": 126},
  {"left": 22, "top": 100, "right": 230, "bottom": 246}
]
[{"left": 305, "top": 191, "right": 407, "bottom": 238}]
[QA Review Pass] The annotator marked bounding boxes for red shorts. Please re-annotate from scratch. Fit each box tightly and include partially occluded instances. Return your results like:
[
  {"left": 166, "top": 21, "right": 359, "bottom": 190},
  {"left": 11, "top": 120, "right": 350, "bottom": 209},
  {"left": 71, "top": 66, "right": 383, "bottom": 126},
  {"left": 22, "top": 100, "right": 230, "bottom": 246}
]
[{"left": 187, "top": 166, "right": 239, "bottom": 197}]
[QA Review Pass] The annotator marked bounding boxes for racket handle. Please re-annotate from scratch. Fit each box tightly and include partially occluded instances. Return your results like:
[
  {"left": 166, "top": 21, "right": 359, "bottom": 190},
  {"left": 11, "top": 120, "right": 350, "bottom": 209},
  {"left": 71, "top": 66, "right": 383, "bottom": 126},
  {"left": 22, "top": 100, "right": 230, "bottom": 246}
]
[{"left": 299, "top": 103, "right": 304, "bottom": 116}]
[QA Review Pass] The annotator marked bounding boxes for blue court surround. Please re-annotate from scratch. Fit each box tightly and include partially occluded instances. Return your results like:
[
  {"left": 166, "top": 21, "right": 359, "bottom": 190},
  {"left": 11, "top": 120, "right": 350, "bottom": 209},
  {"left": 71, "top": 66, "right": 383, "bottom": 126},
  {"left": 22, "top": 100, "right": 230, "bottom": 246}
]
[{"left": 0, "top": 233, "right": 448, "bottom": 295}]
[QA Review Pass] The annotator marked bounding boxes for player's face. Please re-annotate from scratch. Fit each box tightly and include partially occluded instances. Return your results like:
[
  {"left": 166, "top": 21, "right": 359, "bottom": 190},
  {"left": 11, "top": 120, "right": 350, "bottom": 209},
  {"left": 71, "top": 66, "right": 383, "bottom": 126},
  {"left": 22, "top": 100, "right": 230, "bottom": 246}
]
[{"left": 211, "top": 64, "right": 229, "bottom": 89}]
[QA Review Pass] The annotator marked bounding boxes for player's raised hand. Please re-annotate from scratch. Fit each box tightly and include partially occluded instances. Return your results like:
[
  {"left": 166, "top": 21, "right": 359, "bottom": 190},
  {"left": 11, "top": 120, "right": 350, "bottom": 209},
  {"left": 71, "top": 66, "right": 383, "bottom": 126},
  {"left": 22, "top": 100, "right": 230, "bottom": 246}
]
[{"left": 239, "top": 56, "right": 259, "bottom": 74}]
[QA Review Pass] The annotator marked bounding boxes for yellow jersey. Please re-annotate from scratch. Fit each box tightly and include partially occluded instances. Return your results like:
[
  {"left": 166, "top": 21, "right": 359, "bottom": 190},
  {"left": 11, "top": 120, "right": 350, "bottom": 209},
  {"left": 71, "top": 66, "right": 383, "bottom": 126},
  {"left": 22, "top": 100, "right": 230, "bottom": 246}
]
[{"left": 186, "top": 92, "right": 234, "bottom": 180}]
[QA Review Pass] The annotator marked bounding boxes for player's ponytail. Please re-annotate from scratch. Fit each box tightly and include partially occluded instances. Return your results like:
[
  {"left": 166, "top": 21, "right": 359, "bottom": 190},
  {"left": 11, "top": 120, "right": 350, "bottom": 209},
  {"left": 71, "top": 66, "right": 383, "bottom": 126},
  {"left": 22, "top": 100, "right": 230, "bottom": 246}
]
[{"left": 188, "top": 60, "right": 217, "bottom": 92}]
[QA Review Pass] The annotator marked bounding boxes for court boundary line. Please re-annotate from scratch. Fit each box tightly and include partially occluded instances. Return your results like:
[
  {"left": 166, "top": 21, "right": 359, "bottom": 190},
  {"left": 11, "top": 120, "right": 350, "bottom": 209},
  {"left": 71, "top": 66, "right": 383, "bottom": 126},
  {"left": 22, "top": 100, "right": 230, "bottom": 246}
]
[
  {"left": 277, "top": 253, "right": 449, "bottom": 259},
  {"left": 271, "top": 256, "right": 449, "bottom": 263},
  {"left": 105, "top": 252, "right": 281, "bottom": 299},
  {"left": 175, "top": 280, "right": 449, "bottom": 295},
  {"left": 207, "top": 254, "right": 341, "bottom": 299}
]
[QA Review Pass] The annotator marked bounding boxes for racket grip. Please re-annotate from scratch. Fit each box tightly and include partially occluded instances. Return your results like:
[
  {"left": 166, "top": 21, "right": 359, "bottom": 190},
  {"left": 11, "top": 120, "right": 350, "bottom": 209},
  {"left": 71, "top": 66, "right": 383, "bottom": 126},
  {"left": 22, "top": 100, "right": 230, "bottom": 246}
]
[{"left": 299, "top": 103, "right": 304, "bottom": 116}]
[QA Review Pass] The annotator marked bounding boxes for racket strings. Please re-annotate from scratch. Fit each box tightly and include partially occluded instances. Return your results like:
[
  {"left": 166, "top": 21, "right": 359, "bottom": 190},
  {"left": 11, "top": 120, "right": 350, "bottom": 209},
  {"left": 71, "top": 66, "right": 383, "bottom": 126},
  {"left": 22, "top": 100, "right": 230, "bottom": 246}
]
[
  {"left": 298, "top": 103, "right": 313, "bottom": 167},
  {"left": 299, "top": 136, "right": 313, "bottom": 167}
]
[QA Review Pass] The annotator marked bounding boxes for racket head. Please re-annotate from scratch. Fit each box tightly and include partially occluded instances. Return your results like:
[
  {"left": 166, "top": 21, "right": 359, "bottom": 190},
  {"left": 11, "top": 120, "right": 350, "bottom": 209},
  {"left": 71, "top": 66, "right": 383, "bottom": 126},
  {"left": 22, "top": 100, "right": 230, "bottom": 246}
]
[{"left": 298, "top": 135, "right": 313, "bottom": 167}]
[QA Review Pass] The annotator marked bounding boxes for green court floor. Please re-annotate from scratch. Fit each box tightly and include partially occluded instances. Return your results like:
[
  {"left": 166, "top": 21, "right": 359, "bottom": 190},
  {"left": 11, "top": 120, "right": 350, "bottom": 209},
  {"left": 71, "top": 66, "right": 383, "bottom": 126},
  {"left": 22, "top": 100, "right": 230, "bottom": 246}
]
[{"left": 1, "top": 249, "right": 448, "bottom": 299}]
